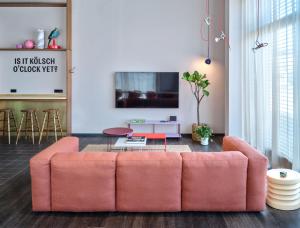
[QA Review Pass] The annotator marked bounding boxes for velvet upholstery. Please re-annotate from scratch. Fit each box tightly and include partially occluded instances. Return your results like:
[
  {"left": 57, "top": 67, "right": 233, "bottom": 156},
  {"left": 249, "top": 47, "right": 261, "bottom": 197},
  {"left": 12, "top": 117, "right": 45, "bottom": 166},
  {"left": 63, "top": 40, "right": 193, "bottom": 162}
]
[
  {"left": 223, "top": 136, "right": 268, "bottom": 211},
  {"left": 30, "top": 137, "right": 79, "bottom": 211},
  {"left": 116, "top": 152, "right": 182, "bottom": 212},
  {"left": 30, "top": 136, "right": 268, "bottom": 212},
  {"left": 181, "top": 152, "right": 248, "bottom": 211},
  {"left": 51, "top": 152, "right": 117, "bottom": 212}
]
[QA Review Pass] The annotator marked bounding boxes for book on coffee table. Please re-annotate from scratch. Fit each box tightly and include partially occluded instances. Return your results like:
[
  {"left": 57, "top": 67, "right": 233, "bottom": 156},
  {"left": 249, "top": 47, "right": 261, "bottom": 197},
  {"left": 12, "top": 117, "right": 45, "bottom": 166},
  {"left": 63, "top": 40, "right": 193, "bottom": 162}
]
[{"left": 126, "top": 136, "right": 146, "bottom": 144}]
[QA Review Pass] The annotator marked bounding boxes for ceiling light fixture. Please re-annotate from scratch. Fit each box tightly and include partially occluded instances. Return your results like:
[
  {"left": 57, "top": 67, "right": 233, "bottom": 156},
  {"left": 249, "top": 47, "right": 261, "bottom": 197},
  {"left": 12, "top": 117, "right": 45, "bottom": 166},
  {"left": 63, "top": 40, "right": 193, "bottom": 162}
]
[
  {"left": 215, "top": 31, "right": 226, "bottom": 43},
  {"left": 253, "top": 0, "right": 268, "bottom": 51}
]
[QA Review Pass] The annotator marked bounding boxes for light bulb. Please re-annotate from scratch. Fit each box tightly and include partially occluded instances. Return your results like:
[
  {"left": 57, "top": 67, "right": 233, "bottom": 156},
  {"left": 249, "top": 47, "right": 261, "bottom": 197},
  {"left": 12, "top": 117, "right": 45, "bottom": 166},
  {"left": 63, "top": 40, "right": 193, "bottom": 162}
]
[{"left": 205, "top": 58, "right": 211, "bottom": 65}]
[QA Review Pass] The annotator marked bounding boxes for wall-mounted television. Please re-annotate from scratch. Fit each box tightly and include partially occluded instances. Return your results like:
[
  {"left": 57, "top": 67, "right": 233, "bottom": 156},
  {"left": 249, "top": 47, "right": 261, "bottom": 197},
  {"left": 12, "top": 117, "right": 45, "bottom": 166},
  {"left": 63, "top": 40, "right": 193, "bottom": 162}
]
[{"left": 115, "top": 72, "right": 179, "bottom": 108}]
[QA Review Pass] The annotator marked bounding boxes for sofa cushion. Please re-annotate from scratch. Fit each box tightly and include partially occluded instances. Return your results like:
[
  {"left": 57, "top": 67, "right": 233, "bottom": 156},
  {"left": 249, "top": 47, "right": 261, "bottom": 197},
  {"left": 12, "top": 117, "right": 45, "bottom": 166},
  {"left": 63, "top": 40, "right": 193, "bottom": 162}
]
[
  {"left": 116, "top": 152, "right": 182, "bottom": 212},
  {"left": 30, "top": 136, "right": 79, "bottom": 212},
  {"left": 181, "top": 152, "right": 248, "bottom": 211},
  {"left": 223, "top": 136, "right": 268, "bottom": 211},
  {"left": 51, "top": 152, "right": 117, "bottom": 212}
]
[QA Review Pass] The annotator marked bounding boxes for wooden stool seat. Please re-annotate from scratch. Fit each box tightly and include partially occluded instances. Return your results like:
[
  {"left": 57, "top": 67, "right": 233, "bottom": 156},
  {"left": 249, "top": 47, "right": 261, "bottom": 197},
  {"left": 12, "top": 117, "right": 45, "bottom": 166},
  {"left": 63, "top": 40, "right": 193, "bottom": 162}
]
[
  {"left": 0, "top": 109, "right": 18, "bottom": 144},
  {"left": 16, "top": 109, "right": 40, "bottom": 144},
  {"left": 0, "top": 108, "right": 11, "bottom": 112},
  {"left": 39, "top": 109, "right": 63, "bottom": 144},
  {"left": 21, "top": 109, "right": 36, "bottom": 113}
]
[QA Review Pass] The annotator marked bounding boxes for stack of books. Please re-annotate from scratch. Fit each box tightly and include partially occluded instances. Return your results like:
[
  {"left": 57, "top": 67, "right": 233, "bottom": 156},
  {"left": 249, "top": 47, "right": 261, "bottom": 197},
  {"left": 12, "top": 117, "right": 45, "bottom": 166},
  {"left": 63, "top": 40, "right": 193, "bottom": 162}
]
[{"left": 126, "top": 136, "right": 146, "bottom": 144}]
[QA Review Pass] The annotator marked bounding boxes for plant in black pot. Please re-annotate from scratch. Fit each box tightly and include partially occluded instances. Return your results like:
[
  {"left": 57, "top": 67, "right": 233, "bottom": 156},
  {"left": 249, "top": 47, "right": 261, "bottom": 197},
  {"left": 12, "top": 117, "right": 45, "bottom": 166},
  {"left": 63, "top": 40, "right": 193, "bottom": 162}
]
[
  {"left": 182, "top": 71, "right": 210, "bottom": 141},
  {"left": 196, "top": 125, "right": 213, "bottom": 145}
]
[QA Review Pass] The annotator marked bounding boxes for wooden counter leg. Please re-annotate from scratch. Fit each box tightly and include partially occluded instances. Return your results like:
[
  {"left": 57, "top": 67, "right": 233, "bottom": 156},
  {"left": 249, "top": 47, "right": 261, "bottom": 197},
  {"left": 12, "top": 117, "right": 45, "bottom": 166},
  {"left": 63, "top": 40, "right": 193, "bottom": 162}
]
[
  {"left": 39, "top": 112, "right": 47, "bottom": 144},
  {"left": 16, "top": 113, "right": 25, "bottom": 145},
  {"left": 11, "top": 111, "right": 18, "bottom": 132},
  {"left": 34, "top": 112, "right": 40, "bottom": 134},
  {"left": 24, "top": 112, "right": 28, "bottom": 140},
  {"left": 7, "top": 112, "right": 11, "bottom": 144},
  {"left": 3, "top": 111, "right": 6, "bottom": 137},
  {"left": 53, "top": 113, "right": 57, "bottom": 142},
  {"left": 56, "top": 110, "right": 63, "bottom": 137},
  {"left": 30, "top": 112, "right": 34, "bottom": 144},
  {"left": 45, "top": 112, "right": 50, "bottom": 140}
]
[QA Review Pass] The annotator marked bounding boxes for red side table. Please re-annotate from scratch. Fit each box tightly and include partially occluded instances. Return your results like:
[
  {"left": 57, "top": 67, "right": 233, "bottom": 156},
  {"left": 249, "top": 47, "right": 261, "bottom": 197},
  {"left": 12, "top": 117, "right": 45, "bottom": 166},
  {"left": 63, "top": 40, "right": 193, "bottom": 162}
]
[{"left": 132, "top": 133, "right": 167, "bottom": 151}]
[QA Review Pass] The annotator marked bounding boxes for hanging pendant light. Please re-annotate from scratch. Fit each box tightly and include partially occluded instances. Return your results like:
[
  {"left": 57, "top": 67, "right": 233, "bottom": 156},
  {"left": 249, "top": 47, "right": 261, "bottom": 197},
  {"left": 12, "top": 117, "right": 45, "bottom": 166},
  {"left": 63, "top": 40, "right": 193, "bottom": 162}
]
[
  {"left": 205, "top": 0, "right": 211, "bottom": 65},
  {"left": 253, "top": 0, "right": 268, "bottom": 50}
]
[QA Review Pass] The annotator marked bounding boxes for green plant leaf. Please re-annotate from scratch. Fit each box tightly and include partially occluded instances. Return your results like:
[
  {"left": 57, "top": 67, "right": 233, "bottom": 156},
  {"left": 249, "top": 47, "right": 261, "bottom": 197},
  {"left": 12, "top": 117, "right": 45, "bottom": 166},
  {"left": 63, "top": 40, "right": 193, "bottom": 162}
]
[{"left": 203, "top": 90, "right": 209, "bottom": 96}]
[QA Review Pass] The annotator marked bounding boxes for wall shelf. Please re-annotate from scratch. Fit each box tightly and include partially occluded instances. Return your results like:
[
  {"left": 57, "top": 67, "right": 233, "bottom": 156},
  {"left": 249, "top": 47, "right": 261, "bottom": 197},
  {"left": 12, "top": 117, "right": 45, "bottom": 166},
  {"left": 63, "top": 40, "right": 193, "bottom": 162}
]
[
  {"left": 0, "top": 2, "right": 67, "bottom": 8},
  {"left": 128, "top": 120, "right": 181, "bottom": 138},
  {"left": 0, "top": 0, "right": 72, "bottom": 134},
  {"left": 0, "top": 94, "right": 67, "bottom": 101},
  {"left": 0, "top": 48, "right": 67, "bottom": 51}
]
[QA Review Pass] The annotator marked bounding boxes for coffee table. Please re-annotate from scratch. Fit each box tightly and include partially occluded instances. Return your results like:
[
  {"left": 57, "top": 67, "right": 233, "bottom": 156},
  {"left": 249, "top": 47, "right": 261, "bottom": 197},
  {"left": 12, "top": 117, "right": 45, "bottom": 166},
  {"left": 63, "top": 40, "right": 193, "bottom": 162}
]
[
  {"left": 132, "top": 133, "right": 167, "bottom": 151},
  {"left": 114, "top": 137, "right": 147, "bottom": 151},
  {"left": 103, "top": 127, "right": 133, "bottom": 151}
]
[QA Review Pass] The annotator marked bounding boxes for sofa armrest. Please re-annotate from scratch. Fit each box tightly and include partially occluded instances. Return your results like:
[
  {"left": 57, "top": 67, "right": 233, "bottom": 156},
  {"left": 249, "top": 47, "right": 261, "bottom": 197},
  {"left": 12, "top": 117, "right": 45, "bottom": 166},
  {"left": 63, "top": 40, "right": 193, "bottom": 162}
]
[
  {"left": 30, "top": 136, "right": 79, "bottom": 211},
  {"left": 223, "top": 136, "right": 268, "bottom": 211}
]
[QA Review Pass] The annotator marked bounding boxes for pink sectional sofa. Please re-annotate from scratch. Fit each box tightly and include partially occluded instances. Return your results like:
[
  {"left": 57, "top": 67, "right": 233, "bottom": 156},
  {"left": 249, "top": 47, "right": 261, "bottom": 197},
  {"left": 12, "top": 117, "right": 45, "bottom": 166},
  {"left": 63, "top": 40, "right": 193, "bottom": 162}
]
[{"left": 30, "top": 136, "right": 268, "bottom": 212}]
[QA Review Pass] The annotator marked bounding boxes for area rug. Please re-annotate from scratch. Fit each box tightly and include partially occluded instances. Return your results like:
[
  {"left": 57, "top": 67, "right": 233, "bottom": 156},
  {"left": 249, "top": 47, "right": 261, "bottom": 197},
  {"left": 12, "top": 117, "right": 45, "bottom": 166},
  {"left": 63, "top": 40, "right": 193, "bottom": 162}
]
[{"left": 82, "top": 144, "right": 192, "bottom": 153}]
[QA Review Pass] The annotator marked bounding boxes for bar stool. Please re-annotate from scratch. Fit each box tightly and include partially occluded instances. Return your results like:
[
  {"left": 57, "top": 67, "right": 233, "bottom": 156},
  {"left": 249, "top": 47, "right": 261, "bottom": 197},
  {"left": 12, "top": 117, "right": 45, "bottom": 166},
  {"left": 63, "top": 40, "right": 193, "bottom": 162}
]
[
  {"left": 39, "top": 109, "right": 63, "bottom": 144},
  {"left": 0, "top": 109, "right": 18, "bottom": 144},
  {"left": 16, "top": 109, "right": 40, "bottom": 144}
]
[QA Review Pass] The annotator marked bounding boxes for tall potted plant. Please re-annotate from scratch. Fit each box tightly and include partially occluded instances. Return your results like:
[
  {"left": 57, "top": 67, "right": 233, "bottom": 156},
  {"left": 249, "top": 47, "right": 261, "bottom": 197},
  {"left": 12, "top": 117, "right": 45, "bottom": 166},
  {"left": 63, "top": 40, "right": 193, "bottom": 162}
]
[{"left": 182, "top": 71, "right": 210, "bottom": 141}]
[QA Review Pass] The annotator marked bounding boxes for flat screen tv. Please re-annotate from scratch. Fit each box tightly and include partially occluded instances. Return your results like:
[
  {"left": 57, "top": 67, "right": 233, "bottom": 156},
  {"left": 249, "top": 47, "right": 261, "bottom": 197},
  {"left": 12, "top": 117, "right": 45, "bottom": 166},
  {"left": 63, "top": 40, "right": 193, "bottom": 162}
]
[{"left": 115, "top": 72, "right": 179, "bottom": 108}]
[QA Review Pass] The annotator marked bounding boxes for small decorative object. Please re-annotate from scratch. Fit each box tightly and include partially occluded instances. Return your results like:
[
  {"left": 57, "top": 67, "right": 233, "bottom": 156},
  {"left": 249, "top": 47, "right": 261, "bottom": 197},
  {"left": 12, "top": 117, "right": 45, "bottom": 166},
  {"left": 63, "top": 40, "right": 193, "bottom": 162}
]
[
  {"left": 16, "top": 44, "right": 23, "bottom": 49},
  {"left": 195, "top": 124, "right": 213, "bottom": 145},
  {"left": 182, "top": 71, "right": 210, "bottom": 141},
  {"left": 36, "top": 29, "right": 45, "bottom": 49},
  {"left": 129, "top": 119, "right": 145, "bottom": 124},
  {"left": 23, "top": 40, "right": 35, "bottom": 49},
  {"left": 170, "top": 116, "right": 177, "bottom": 121},
  {"left": 48, "top": 28, "right": 61, "bottom": 49},
  {"left": 280, "top": 171, "right": 288, "bottom": 178}
]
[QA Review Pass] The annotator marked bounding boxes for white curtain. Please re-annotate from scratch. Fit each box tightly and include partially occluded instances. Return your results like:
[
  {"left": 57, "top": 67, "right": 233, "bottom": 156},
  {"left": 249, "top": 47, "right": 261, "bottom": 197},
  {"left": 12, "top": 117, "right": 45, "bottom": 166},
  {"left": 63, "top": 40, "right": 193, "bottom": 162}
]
[{"left": 241, "top": 0, "right": 300, "bottom": 170}]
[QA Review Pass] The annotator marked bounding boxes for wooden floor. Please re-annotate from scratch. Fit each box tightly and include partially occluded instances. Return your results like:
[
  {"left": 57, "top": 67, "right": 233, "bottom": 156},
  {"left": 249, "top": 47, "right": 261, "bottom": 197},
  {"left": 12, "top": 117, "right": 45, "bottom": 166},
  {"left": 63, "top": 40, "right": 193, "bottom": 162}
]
[{"left": 0, "top": 135, "right": 299, "bottom": 228}]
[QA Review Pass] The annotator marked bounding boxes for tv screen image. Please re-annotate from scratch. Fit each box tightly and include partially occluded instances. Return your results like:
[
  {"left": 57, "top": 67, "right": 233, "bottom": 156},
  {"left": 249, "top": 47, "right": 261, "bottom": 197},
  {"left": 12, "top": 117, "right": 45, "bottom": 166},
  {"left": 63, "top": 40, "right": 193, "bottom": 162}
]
[{"left": 115, "top": 72, "right": 179, "bottom": 108}]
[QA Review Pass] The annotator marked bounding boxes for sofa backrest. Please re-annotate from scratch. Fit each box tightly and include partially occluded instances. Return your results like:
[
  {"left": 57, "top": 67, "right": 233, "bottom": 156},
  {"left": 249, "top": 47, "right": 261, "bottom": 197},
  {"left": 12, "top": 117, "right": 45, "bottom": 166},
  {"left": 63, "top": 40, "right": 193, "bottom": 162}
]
[
  {"left": 30, "top": 137, "right": 79, "bottom": 211},
  {"left": 223, "top": 136, "right": 268, "bottom": 211},
  {"left": 51, "top": 152, "right": 117, "bottom": 212}
]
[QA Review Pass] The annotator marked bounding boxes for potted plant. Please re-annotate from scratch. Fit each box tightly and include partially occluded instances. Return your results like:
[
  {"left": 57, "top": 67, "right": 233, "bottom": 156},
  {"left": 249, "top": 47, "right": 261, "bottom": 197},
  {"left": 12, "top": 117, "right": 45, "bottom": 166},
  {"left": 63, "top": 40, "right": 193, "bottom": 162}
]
[
  {"left": 196, "top": 125, "right": 213, "bottom": 145},
  {"left": 182, "top": 71, "right": 210, "bottom": 141}
]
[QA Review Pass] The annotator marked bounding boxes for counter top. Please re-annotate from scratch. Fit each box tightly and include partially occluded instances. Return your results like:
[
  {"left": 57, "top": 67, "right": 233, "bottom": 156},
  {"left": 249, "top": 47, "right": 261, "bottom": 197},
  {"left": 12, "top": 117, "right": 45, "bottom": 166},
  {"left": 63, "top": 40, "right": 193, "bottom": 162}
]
[{"left": 0, "top": 94, "right": 67, "bottom": 100}]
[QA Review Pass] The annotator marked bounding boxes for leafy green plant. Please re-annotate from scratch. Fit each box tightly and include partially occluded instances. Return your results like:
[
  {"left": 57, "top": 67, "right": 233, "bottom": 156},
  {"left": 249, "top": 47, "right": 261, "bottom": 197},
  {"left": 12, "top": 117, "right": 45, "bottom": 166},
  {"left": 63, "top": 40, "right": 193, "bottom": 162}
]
[
  {"left": 182, "top": 71, "right": 210, "bottom": 125},
  {"left": 196, "top": 125, "right": 213, "bottom": 138}
]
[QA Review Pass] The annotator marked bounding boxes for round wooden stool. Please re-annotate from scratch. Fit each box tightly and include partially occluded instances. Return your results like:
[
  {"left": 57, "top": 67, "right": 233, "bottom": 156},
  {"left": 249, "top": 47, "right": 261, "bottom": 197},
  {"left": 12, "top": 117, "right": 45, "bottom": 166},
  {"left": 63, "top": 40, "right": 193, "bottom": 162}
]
[
  {"left": 16, "top": 109, "right": 40, "bottom": 144},
  {"left": 39, "top": 109, "right": 63, "bottom": 144},
  {"left": 0, "top": 109, "right": 18, "bottom": 144}
]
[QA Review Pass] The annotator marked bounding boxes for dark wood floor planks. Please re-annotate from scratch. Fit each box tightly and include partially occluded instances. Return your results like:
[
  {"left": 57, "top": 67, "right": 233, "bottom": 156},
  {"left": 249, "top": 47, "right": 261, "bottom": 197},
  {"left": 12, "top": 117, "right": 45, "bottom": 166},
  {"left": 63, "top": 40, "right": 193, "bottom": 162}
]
[{"left": 0, "top": 135, "right": 299, "bottom": 228}]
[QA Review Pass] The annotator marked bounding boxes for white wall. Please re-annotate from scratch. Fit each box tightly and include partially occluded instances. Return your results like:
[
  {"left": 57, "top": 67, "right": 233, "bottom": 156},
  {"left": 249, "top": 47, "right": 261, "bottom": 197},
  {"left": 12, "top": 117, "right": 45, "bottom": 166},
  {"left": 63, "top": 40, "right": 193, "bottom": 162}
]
[
  {"left": 72, "top": 0, "right": 226, "bottom": 134},
  {"left": 224, "top": 0, "right": 242, "bottom": 136}
]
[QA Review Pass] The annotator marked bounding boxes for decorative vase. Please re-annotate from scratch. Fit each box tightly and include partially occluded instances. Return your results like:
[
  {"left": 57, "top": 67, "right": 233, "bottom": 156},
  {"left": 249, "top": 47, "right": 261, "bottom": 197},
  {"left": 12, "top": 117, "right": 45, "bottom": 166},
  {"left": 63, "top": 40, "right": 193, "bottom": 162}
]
[
  {"left": 201, "top": 137, "right": 209, "bottom": 146},
  {"left": 36, "top": 29, "right": 45, "bottom": 49},
  {"left": 192, "top": 123, "right": 201, "bottom": 142},
  {"left": 23, "top": 40, "right": 35, "bottom": 49}
]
